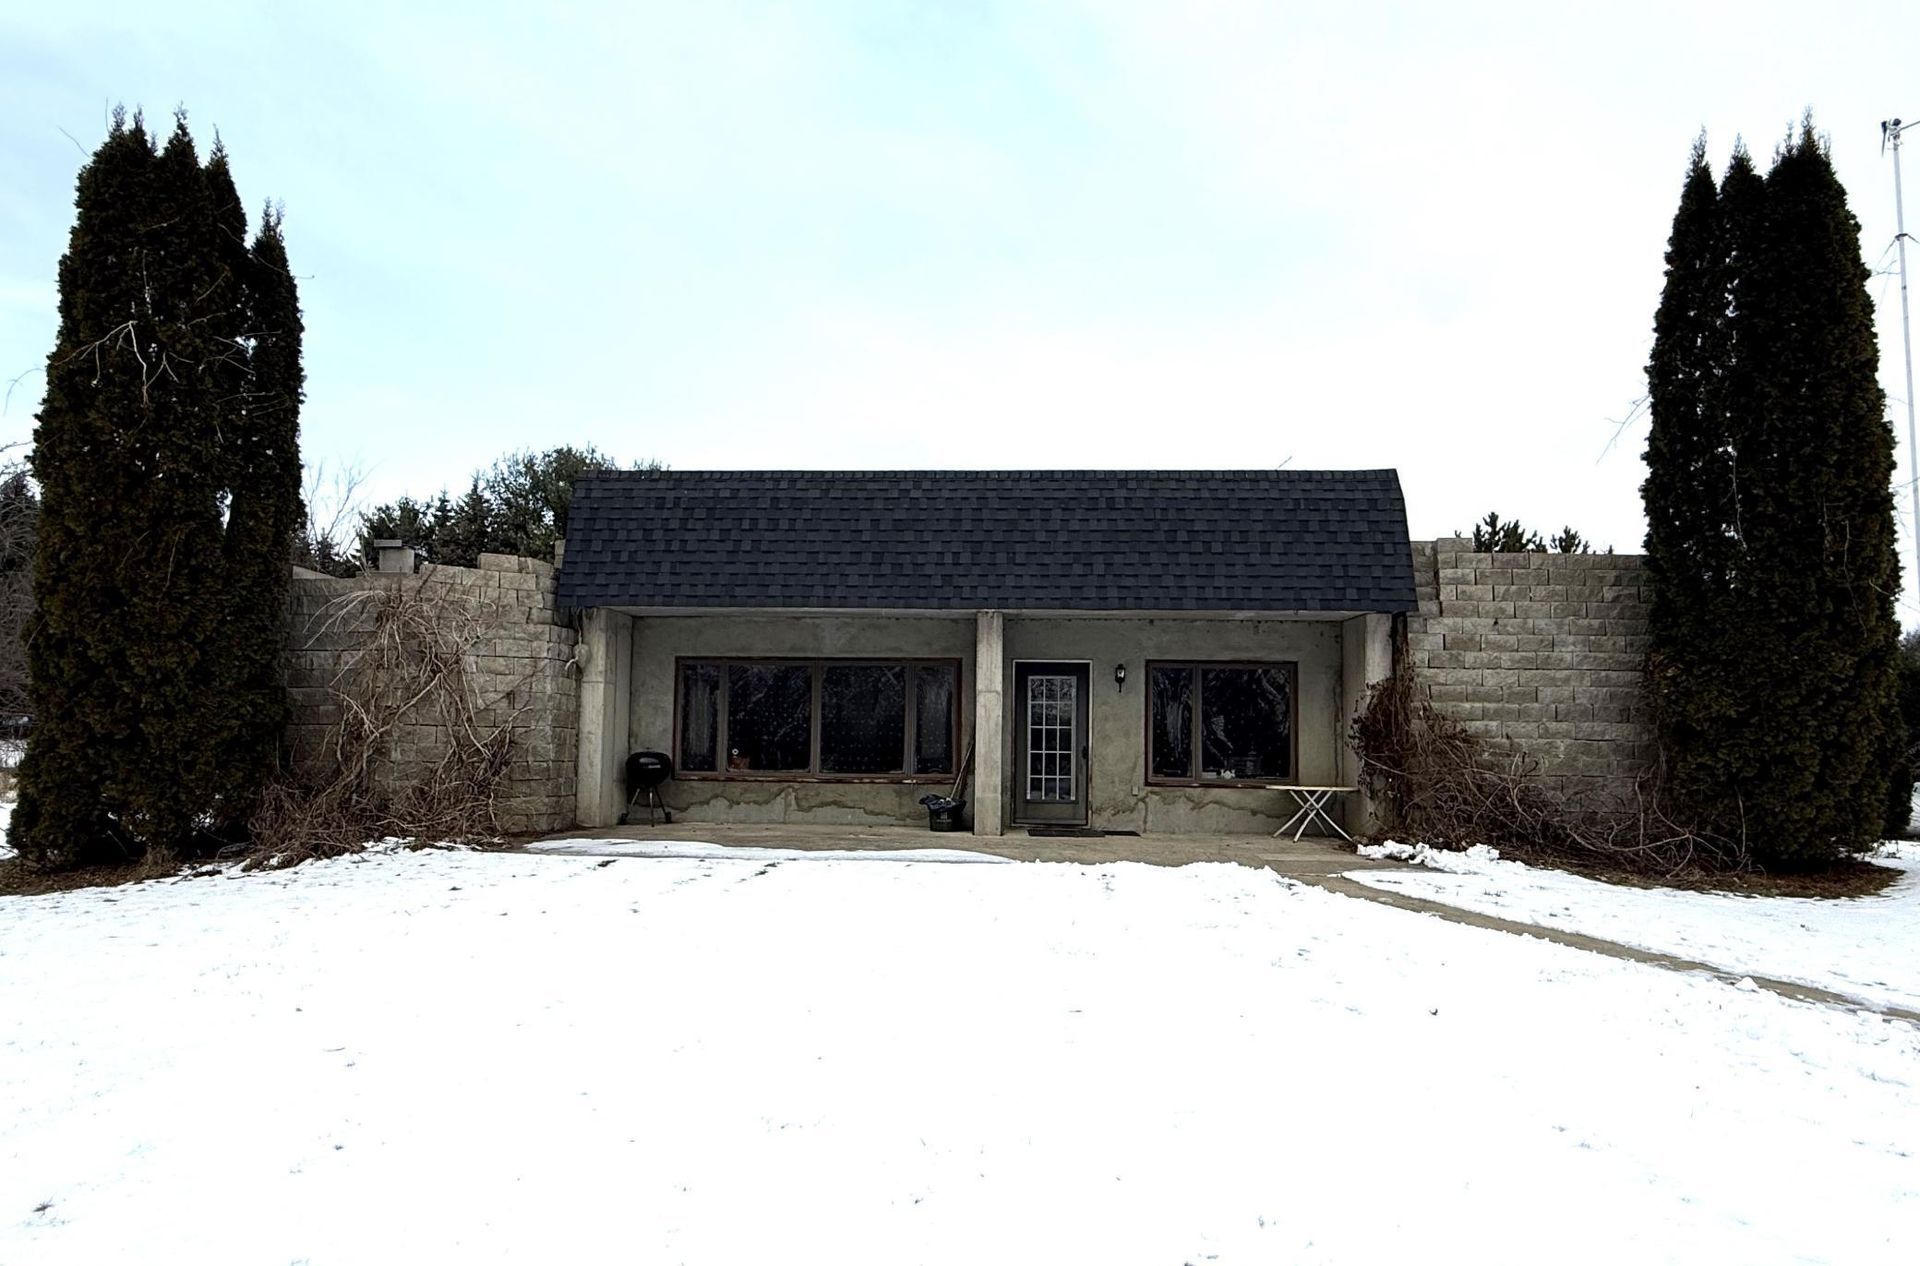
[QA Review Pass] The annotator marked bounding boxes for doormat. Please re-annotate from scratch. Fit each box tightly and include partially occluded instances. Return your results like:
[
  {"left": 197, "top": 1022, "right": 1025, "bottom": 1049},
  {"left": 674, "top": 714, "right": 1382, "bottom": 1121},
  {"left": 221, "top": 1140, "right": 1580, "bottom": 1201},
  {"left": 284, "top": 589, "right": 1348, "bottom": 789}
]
[{"left": 1026, "top": 827, "right": 1141, "bottom": 839}]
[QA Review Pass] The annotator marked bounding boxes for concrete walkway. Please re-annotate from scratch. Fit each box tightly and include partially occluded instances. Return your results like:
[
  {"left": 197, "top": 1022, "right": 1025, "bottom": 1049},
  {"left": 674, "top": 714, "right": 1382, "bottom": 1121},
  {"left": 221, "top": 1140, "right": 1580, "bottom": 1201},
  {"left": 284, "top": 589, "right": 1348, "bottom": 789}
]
[
  {"left": 1307, "top": 874, "right": 1920, "bottom": 1024},
  {"left": 530, "top": 822, "right": 1920, "bottom": 1025}
]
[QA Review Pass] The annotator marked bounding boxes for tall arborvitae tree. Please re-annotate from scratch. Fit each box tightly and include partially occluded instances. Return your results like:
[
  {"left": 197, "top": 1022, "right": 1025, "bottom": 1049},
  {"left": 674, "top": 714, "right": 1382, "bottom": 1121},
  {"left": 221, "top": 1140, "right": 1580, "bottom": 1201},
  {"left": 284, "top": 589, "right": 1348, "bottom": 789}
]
[
  {"left": 1737, "top": 123, "right": 1901, "bottom": 866},
  {"left": 13, "top": 111, "right": 162, "bottom": 866},
  {"left": 212, "top": 199, "right": 305, "bottom": 835},
  {"left": 1644, "top": 137, "right": 1741, "bottom": 838},
  {"left": 11, "top": 110, "right": 300, "bottom": 868},
  {"left": 109, "top": 115, "right": 243, "bottom": 853},
  {"left": 1645, "top": 122, "right": 1902, "bottom": 869}
]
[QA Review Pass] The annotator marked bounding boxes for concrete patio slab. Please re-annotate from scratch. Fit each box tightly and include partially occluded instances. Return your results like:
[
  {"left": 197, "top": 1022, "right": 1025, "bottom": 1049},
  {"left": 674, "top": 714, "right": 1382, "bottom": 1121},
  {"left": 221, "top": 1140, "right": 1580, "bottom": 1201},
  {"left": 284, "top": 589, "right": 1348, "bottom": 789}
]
[{"left": 531, "top": 821, "right": 1393, "bottom": 875}]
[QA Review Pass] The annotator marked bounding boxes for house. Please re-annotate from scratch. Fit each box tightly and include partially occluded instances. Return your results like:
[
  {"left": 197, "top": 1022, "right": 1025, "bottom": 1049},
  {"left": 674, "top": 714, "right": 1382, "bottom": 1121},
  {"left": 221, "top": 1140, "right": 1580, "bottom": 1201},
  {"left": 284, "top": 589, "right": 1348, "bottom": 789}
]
[{"left": 556, "top": 470, "right": 1416, "bottom": 836}]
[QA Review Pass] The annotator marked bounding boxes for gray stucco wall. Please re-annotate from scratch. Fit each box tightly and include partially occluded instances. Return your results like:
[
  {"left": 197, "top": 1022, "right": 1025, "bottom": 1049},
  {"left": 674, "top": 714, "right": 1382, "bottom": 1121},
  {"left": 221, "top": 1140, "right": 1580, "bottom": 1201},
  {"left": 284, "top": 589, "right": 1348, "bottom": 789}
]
[
  {"left": 1404, "top": 538, "right": 1653, "bottom": 806},
  {"left": 620, "top": 611, "right": 1357, "bottom": 833},
  {"left": 999, "top": 616, "right": 1346, "bottom": 834},
  {"left": 627, "top": 614, "right": 976, "bottom": 826}
]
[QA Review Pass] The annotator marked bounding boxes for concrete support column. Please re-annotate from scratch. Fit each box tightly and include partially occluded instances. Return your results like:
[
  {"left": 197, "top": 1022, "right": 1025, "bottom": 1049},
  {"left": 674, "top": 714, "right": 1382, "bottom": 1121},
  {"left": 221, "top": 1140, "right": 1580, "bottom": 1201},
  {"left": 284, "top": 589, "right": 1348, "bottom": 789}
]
[
  {"left": 574, "top": 608, "right": 634, "bottom": 828},
  {"left": 1339, "top": 612, "right": 1395, "bottom": 837},
  {"left": 971, "top": 610, "right": 1006, "bottom": 836}
]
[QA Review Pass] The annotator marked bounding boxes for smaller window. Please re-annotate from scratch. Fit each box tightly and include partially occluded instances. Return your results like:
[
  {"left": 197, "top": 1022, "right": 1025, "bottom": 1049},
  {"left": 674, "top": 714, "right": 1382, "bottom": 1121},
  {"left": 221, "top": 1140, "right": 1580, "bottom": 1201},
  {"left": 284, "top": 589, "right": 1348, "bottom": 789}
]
[
  {"left": 1199, "top": 666, "right": 1292, "bottom": 780},
  {"left": 1149, "top": 666, "right": 1193, "bottom": 780},
  {"left": 914, "top": 664, "right": 957, "bottom": 774},
  {"left": 679, "top": 663, "right": 720, "bottom": 772},
  {"left": 1147, "top": 662, "right": 1294, "bottom": 784},
  {"left": 821, "top": 664, "right": 906, "bottom": 774},
  {"left": 726, "top": 664, "right": 811, "bottom": 771}
]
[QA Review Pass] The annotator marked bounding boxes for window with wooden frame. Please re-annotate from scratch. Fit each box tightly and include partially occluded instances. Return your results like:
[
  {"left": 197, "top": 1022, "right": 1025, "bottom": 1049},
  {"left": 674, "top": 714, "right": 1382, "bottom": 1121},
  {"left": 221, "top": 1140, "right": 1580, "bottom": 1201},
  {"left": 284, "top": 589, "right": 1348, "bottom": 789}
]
[
  {"left": 1146, "top": 662, "right": 1296, "bottom": 785},
  {"left": 676, "top": 658, "right": 961, "bottom": 780}
]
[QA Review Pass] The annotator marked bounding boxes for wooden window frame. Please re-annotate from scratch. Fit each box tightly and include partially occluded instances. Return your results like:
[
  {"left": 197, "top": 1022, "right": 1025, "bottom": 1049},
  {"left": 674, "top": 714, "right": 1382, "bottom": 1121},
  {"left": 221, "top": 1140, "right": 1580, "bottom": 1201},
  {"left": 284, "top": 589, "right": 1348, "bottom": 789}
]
[
  {"left": 1143, "top": 660, "right": 1299, "bottom": 788},
  {"left": 673, "top": 656, "right": 962, "bottom": 784}
]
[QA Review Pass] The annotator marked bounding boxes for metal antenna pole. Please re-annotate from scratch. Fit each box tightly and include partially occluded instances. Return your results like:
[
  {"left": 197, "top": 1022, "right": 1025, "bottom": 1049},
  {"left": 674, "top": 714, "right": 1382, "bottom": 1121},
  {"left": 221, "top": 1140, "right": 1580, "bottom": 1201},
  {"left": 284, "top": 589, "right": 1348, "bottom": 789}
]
[{"left": 1888, "top": 118, "right": 1920, "bottom": 603}]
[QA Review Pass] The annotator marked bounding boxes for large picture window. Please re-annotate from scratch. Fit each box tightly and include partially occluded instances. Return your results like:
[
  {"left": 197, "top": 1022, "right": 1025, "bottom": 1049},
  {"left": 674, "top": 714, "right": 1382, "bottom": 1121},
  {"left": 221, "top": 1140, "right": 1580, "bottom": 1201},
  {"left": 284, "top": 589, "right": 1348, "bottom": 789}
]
[
  {"left": 676, "top": 659, "right": 961, "bottom": 780},
  {"left": 1147, "top": 662, "right": 1294, "bottom": 784}
]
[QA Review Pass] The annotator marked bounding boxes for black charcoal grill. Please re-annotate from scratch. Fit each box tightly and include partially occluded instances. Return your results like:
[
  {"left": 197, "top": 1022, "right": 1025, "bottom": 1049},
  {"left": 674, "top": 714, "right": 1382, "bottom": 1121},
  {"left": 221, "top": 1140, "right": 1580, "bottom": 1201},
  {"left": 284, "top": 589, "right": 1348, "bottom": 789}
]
[{"left": 622, "top": 750, "right": 674, "bottom": 826}]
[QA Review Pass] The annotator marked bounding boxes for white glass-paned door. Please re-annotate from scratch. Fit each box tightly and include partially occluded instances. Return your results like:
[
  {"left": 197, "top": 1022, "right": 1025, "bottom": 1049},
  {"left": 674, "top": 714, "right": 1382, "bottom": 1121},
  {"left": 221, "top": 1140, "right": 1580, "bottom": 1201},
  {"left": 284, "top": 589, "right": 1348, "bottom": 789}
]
[{"left": 1026, "top": 673, "right": 1077, "bottom": 802}]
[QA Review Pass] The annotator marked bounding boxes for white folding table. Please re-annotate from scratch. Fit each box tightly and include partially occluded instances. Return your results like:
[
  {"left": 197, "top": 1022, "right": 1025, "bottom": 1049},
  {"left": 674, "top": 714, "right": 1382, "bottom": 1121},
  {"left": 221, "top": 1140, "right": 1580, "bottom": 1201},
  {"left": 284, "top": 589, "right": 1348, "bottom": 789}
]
[{"left": 1265, "top": 785, "right": 1358, "bottom": 841}]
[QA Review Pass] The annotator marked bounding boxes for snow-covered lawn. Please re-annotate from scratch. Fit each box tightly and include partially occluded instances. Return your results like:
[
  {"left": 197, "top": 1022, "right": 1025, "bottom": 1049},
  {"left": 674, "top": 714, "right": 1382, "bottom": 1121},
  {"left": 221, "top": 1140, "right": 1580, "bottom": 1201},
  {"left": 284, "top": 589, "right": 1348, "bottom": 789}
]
[
  {"left": 2, "top": 845, "right": 1917, "bottom": 1265},
  {"left": 1349, "top": 841, "right": 1920, "bottom": 1013}
]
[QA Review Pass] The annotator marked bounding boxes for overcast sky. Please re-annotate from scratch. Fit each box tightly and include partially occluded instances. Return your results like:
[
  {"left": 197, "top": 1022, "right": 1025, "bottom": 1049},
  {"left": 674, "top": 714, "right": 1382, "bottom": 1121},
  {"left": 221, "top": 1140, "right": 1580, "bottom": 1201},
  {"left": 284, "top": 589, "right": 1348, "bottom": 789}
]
[{"left": 5, "top": 1, "right": 1920, "bottom": 599}]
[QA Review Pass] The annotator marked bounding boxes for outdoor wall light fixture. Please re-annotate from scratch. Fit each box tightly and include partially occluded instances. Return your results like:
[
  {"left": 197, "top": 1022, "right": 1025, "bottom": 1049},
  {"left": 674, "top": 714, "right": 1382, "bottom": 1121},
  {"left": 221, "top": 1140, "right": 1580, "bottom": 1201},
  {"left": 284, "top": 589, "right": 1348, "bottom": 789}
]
[{"left": 1114, "top": 663, "right": 1128, "bottom": 693}]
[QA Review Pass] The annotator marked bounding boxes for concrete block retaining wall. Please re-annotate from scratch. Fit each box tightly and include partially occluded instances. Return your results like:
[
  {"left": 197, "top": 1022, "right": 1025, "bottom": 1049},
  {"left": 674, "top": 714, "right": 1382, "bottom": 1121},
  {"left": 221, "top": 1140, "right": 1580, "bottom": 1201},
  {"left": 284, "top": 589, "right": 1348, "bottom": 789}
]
[
  {"left": 284, "top": 553, "right": 579, "bottom": 835},
  {"left": 278, "top": 540, "right": 1654, "bottom": 833},
  {"left": 1405, "top": 538, "right": 1653, "bottom": 807}
]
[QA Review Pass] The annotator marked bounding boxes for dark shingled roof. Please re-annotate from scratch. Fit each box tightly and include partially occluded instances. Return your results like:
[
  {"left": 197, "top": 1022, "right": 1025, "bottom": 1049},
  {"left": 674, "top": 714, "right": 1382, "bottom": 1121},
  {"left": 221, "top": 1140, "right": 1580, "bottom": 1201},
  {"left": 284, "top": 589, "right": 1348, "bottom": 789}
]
[{"left": 556, "top": 469, "right": 1415, "bottom": 613}]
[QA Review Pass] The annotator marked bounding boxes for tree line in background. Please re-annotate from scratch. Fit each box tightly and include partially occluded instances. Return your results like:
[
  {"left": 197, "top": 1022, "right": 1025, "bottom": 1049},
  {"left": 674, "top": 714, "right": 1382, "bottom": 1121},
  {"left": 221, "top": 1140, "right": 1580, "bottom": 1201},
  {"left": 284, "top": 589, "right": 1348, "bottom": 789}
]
[
  {"left": 10, "top": 110, "right": 305, "bottom": 869},
  {"left": 1643, "top": 121, "right": 1903, "bottom": 871},
  {"left": 295, "top": 445, "right": 660, "bottom": 576},
  {"left": 1461, "top": 511, "right": 1609, "bottom": 555}
]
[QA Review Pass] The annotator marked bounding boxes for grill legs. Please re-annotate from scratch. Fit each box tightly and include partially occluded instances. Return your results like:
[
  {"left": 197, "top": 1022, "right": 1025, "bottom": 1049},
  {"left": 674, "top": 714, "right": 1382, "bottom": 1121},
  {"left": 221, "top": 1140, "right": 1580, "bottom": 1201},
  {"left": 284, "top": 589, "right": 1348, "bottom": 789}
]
[{"left": 620, "top": 786, "right": 672, "bottom": 827}]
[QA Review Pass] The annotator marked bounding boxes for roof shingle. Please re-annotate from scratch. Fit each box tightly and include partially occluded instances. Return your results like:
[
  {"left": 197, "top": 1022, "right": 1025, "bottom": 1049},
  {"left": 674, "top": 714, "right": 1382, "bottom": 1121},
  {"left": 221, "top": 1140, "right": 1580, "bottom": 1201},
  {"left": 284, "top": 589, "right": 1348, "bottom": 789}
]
[{"left": 556, "top": 469, "right": 1416, "bottom": 613}]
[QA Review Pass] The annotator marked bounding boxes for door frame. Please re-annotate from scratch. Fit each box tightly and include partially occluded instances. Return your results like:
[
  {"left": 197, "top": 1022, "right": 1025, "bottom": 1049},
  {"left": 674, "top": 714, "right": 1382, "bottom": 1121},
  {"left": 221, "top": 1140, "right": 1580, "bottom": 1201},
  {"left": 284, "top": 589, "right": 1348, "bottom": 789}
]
[{"left": 1011, "top": 660, "right": 1092, "bottom": 827}]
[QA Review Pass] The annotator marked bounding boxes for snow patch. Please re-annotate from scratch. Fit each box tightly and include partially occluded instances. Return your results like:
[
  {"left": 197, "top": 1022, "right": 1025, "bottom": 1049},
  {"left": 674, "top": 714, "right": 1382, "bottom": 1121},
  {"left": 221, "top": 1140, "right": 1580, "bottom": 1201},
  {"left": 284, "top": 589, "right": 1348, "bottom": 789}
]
[
  {"left": 528, "top": 837, "right": 1013, "bottom": 865},
  {"left": 1357, "top": 839, "right": 1501, "bottom": 869}
]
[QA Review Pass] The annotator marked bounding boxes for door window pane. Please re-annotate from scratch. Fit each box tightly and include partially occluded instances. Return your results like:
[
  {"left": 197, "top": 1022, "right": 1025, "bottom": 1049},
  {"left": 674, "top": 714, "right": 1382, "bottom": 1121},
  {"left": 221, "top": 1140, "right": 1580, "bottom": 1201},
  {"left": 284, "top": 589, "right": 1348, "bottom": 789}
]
[
  {"left": 1149, "top": 666, "right": 1193, "bottom": 779},
  {"left": 914, "top": 664, "right": 957, "bottom": 774},
  {"left": 726, "top": 664, "right": 811, "bottom": 771},
  {"left": 679, "top": 663, "right": 720, "bottom": 772},
  {"left": 821, "top": 664, "right": 906, "bottom": 774},
  {"left": 1199, "top": 666, "right": 1291, "bottom": 780},
  {"left": 1026, "top": 673, "right": 1076, "bottom": 801}
]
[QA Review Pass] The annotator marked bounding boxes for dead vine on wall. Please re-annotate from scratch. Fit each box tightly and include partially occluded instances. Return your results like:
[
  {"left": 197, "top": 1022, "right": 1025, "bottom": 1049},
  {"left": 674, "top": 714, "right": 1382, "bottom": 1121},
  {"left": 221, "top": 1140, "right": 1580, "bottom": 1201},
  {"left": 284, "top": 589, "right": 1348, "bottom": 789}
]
[
  {"left": 1351, "top": 653, "right": 1743, "bottom": 877},
  {"left": 248, "top": 580, "right": 532, "bottom": 867}
]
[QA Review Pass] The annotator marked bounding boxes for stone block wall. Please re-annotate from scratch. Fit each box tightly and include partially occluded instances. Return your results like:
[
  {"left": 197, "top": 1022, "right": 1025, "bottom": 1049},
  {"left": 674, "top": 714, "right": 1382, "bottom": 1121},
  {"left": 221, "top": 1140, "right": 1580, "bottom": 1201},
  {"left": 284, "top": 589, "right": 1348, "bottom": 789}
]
[
  {"left": 284, "top": 553, "right": 579, "bottom": 835},
  {"left": 1404, "top": 538, "right": 1653, "bottom": 805}
]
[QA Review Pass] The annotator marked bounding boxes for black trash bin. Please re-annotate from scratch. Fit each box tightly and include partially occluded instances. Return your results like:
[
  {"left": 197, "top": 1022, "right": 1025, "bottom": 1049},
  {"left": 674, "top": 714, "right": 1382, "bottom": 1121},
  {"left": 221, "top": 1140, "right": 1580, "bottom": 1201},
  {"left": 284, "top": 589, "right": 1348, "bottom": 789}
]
[{"left": 918, "top": 793, "right": 965, "bottom": 832}]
